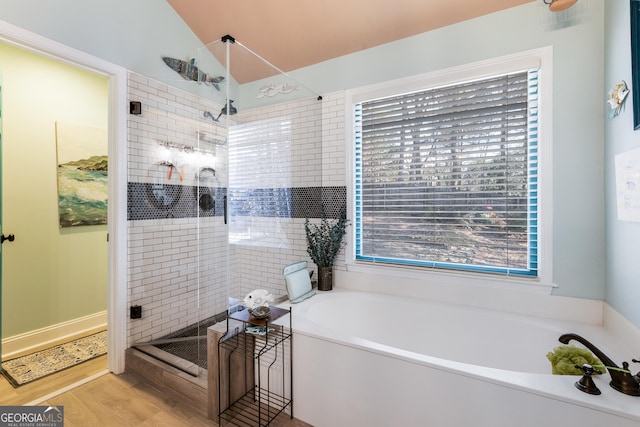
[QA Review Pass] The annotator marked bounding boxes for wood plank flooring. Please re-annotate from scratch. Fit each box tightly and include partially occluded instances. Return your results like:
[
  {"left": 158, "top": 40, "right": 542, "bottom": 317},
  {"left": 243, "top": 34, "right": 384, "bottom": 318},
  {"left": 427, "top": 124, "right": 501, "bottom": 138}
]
[
  {"left": 41, "top": 372, "right": 311, "bottom": 427},
  {"left": 2, "top": 341, "right": 311, "bottom": 426},
  {"left": 42, "top": 372, "right": 215, "bottom": 427},
  {"left": 0, "top": 354, "right": 108, "bottom": 406}
]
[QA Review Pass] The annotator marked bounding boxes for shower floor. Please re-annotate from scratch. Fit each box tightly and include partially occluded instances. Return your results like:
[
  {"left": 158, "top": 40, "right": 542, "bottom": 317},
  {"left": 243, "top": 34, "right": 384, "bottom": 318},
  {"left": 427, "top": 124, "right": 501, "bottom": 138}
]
[{"left": 152, "top": 314, "right": 224, "bottom": 369}]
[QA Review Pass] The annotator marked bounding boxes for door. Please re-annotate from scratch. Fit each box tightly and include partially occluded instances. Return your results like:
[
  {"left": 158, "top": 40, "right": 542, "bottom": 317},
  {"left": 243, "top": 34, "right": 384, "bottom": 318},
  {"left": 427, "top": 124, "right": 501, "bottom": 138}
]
[{"left": 0, "top": 75, "right": 16, "bottom": 371}]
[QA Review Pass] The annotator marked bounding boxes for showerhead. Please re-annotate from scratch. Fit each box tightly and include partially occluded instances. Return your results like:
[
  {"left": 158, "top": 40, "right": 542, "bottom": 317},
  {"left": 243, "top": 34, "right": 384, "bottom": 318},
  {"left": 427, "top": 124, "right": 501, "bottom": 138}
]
[
  {"left": 216, "top": 99, "right": 237, "bottom": 121},
  {"left": 222, "top": 99, "right": 237, "bottom": 115}
]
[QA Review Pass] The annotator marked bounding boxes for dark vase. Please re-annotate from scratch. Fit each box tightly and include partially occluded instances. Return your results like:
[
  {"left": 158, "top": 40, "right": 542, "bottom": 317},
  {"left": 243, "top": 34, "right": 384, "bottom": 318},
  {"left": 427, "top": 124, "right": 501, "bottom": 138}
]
[{"left": 317, "top": 266, "right": 333, "bottom": 291}]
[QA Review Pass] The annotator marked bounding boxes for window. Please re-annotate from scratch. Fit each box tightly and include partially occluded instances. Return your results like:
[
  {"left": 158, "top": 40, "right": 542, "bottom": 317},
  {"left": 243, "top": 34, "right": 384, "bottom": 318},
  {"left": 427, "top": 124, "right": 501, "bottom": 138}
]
[
  {"left": 228, "top": 117, "right": 293, "bottom": 248},
  {"left": 352, "top": 52, "right": 549, "bottom": 280}
]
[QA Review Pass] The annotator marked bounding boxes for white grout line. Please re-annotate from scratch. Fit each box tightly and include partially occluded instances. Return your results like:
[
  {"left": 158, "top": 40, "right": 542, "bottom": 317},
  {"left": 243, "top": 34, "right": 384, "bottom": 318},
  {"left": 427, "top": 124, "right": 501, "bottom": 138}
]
[{"left": 24, "top": 369, "right": 110, "bottom": 406}]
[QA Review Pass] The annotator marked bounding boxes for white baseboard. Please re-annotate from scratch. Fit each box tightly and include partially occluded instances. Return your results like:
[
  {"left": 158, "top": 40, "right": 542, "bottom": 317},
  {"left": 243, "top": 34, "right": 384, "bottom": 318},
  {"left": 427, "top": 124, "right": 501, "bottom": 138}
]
[{"left": 2, "top": 311, "right": 107, "bottom": 359}]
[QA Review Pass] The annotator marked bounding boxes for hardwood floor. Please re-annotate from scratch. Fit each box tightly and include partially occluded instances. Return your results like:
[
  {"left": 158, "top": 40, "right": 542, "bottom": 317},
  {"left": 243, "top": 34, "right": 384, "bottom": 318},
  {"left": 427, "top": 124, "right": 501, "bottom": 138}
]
[
  {"left": 0, "top": 354, "right": 108, "bottom": 406},
  {"left": 2, "top": 347, "right": 310, "bottom": 426},
  {"left": 1, "top": 358, "right": 215, "bottom": 426},
  {"left": 42, "top": 372, "right": 216, "bottom": 427},
  {"left": 40, "top": 372, "right": 311, "bottom": 427}
]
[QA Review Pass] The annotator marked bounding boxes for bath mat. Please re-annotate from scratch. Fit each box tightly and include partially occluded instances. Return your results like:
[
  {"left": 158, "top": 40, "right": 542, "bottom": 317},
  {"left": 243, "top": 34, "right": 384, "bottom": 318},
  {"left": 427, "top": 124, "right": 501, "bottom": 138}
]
[{"left": 1, "top": 330, "right": 107, "bottom": 387}]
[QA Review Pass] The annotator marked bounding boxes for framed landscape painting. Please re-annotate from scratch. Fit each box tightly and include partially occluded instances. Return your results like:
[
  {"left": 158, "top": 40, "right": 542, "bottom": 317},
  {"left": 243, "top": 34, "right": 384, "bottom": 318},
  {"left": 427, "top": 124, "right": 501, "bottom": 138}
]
[{"left": 55, "top": 122, "right": 108, "bottom": 227}]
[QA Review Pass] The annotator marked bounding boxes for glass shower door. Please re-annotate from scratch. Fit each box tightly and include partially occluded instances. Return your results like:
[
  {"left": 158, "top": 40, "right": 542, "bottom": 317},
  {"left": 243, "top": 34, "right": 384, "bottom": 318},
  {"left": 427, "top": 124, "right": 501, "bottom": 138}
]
[
  {"left": 129, "top": 34, "right": 323, "bottom": 379},
  {"left": 128, "top": 51, "right": 231, "bottom": 375},
  {"left": 204, "top": 37, "right": 323, "bottom": 312}
]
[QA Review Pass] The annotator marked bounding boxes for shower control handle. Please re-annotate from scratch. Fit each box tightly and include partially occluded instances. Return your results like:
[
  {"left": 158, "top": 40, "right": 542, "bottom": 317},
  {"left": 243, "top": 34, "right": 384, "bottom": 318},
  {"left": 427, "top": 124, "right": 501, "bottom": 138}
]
[
  {"left": 1, "top": 233, "right": 15, "bottom": 244},
  {"left": 224, "top": 195, "right": 228, "bottom": 225}
]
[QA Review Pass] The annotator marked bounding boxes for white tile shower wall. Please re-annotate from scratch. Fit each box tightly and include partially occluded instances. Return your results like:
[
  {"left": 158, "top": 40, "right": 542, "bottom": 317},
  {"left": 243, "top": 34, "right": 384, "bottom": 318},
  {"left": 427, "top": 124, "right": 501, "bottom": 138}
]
[
  {"left": 128, "top": 73, "right": 227, "bottom": 187},
  {"left": 321, "top": 92, "right": 346, "bottom": 188},
  {"left": 128, "top": 217, "right": 227, "bottom": 344},
  {"left": 235, "top": 97, "right": 322, "bottom": 187},
  {"left": 322, "top": 91, "right": 348, "bottom": 274},
  {"left": 127, "top": 72, "right": 341, "bottom": 344},
  {"left": 127, "top": 72, "right": 229, "bottom": 345},
  {"left": 231, "top": 220, "right": 308, "bottom": 300}
]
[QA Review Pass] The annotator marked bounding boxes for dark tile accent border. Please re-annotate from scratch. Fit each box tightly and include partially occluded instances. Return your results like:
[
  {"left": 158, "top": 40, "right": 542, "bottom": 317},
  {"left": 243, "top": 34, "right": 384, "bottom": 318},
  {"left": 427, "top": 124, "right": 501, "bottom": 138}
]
[
  {"left": 128, "top": 183, "right": 346, "bottom": 221},
  {"left": 127, "top": 182, "right": 223, "bottom": 220}
]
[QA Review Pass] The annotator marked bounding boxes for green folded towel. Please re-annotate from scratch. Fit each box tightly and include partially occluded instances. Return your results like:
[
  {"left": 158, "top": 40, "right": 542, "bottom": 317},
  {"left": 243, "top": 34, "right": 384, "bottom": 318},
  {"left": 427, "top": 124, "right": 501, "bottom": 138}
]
[{"left": 546, "top": 345, "right": 602, "bottom": 375}]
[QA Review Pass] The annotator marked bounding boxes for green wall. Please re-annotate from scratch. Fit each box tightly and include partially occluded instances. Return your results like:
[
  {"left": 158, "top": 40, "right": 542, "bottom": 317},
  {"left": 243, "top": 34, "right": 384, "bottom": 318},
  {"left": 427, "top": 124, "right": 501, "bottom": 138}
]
[{"left": 0, "top": 41, "right": 108, "bottom": 337}]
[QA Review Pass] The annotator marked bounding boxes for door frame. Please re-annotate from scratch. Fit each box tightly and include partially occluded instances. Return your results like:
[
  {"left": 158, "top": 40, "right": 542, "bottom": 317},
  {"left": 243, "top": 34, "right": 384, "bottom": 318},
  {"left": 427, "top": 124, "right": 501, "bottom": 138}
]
[{"left": 0, "top": 20, "right": 128, "bottom": 374}]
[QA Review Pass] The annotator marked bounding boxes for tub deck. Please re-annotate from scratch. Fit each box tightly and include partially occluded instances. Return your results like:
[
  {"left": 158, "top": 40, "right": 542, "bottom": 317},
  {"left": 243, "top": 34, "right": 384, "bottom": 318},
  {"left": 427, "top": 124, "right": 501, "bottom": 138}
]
[{"left": 281, "top": 289, "right": 640, "bottom": 427}]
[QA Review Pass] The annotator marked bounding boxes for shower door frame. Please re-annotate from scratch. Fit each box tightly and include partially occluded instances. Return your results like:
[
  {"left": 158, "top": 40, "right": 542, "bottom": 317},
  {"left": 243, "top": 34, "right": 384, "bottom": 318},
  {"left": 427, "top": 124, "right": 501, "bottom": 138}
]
[{"left": 0, "top": 20, "right": 129, "bottom": 374}]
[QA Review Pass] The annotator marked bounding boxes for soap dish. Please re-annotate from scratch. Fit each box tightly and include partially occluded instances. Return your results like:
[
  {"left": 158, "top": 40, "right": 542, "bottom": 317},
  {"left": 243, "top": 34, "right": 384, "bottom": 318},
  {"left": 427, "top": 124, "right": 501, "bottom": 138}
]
[{"left": 249, "top": 306, "right": 271, "bottom": 319}]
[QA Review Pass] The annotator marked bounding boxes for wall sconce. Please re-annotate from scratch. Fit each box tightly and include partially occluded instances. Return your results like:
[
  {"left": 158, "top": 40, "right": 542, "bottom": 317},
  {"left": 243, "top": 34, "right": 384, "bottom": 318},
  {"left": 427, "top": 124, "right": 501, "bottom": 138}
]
[{"left": 543, "top": 0, "right": 577, "bottom": 12}]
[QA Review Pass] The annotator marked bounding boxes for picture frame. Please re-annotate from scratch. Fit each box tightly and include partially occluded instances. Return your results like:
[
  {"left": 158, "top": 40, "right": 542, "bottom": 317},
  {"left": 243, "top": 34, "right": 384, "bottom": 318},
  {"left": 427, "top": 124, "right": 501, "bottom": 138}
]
[{"left": 55, "top": 122, "right": 108, "bottom": 227}]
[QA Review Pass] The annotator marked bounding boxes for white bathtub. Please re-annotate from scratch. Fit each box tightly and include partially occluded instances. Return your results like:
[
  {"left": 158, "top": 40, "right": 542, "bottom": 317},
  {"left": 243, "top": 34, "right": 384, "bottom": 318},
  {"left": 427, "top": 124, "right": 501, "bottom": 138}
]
[{"left": 282, "top": 290, "right": 640, "bottom": 427}]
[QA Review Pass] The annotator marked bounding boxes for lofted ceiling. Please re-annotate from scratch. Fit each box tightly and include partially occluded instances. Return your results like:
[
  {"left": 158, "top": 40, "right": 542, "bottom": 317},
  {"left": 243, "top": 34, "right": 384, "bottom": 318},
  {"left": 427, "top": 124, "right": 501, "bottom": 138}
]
[{"left": 167, "top": 0, "right": 535, "bottom": 84}]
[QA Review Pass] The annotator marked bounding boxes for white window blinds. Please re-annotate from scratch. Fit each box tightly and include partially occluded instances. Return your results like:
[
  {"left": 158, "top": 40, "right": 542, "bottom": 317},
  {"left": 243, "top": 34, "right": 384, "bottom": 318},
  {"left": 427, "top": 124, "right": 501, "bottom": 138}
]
[{"left": 354, "top": 70, "right": 539, "bottom": 276}]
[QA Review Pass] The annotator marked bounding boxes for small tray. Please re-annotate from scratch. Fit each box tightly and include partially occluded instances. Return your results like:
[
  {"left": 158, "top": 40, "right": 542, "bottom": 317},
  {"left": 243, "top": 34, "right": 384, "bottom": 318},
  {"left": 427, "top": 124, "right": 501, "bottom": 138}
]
[
  {"left": 250, "top": 306, "right": 271, "bottom": 319},
  {"left": 230, "top": 306, "right": 289, "bottom": 326}
]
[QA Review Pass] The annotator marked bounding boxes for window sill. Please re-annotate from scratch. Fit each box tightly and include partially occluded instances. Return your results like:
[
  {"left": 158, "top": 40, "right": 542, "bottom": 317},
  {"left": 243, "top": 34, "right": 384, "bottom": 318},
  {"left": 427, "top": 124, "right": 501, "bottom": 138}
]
[{"left": 344, "top": 260, "right": 556, "bottom": 296}]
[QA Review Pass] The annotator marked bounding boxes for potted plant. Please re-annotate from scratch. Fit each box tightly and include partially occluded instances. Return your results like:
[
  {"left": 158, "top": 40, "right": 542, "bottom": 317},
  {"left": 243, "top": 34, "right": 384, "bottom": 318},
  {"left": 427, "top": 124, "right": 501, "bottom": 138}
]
[{"left": 304, "top": 207, "right": 348, "bottom": 291}]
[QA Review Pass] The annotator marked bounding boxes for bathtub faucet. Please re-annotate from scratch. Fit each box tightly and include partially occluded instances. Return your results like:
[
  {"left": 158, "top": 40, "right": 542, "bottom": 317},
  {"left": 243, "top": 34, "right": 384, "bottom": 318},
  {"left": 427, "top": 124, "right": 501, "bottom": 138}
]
[{"left": 559, "top": 333, "right": 640, "bottom": 396}]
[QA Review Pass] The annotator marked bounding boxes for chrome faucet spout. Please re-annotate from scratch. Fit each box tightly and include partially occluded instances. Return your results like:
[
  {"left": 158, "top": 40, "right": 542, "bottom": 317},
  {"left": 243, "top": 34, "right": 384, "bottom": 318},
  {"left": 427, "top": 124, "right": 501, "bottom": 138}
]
[{"left": 559, "top": 333, "right": 640, "bottom": 396}]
